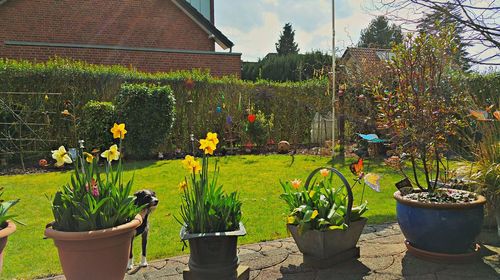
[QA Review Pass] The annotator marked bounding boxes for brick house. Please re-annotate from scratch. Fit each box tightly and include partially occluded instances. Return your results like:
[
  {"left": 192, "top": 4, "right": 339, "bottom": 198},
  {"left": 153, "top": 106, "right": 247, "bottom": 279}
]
[
  {"left": 340, "top": 47, "right": 393, "bottom": 78},
  {"left": 0, "top": 0, "right": 241, "bottom": 77}
]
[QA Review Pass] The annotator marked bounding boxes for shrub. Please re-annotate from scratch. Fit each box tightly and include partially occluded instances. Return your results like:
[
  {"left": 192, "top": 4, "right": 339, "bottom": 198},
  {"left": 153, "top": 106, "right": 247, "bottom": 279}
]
[
  {"left": 374, "top": 27, "right": 468, "bottom": 194},
  {"left": 80, "top": 101, "right": 116, "bottom": 151},
  {"left": 116, "top": 83, "right": 175, "bottom": 159}
]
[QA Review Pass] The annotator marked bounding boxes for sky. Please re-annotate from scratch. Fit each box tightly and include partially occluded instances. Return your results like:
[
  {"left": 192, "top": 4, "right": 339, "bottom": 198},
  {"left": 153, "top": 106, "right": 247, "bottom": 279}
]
[
  {"left": 214, "top": 0, "right": 397, "bottom": 61},
  {"left": 213, "top": 0, "right": 499, "bottom": 70}
]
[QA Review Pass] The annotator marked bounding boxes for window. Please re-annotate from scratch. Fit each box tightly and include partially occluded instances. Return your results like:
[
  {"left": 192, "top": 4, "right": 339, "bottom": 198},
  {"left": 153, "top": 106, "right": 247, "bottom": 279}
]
[{"left": 186, "top": 0, "right": 211, "bottom": 21}]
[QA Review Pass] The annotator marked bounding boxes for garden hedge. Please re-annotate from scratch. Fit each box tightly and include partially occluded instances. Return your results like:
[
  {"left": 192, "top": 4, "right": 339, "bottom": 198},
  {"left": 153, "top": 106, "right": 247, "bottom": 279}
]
[
  {"left": 116, "top": 83, "right": 176, "bottom": 159},
  {"left": 0, "top": 58, "right": 330, "bottom": 160},
  {"left": 80, "top": 101, "right": 116, "bottom": 152},
  {"left": 1, "top": 58, "right": 497, "bottom": 162}
]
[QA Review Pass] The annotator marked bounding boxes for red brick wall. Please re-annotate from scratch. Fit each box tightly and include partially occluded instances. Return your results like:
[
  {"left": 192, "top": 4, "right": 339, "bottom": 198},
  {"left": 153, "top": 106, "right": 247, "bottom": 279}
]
[{"left": 0, "top": 0, "right": 241, "bottom": 77}]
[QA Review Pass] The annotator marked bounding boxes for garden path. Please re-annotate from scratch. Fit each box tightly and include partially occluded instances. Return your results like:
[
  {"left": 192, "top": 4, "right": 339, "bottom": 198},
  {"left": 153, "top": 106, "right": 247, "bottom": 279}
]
[{"left": 44, "top": 223, "right": 500, "bottom": 279}]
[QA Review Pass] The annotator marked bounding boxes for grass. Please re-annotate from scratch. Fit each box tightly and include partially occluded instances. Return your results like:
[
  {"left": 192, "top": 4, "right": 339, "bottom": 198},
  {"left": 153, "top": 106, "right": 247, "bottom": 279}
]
[{"left": 0, "top": 155, "right": 403, "bottom": 279}]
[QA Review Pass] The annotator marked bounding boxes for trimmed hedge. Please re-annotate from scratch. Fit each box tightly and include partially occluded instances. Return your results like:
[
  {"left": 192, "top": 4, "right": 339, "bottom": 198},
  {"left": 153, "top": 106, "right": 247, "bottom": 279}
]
[
  {"left": 0, "top": 58, "right": 330, "bottom": 160},
  {"left": 80, "top": 101, "right": 116, "bottom": 151},
  {"left": 116, "top": 83, "right": 176, "bottom": 159}
]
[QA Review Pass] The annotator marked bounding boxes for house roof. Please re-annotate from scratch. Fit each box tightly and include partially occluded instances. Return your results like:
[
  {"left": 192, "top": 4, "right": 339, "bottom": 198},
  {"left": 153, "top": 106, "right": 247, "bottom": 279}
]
[
  {"left": 341, "top": 47, "right": 393, "bottom": 64},
  {"left": 171, "top": 0, "right": 234, "bottom": 50},
  {"left": 0, "top": 0, "right": 235, "bottom": 50}
]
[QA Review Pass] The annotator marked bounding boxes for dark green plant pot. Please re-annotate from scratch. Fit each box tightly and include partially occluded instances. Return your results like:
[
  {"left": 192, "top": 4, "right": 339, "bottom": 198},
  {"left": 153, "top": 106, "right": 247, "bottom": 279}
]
[{"left": 180, "top": 223, "right": 246, "bottom": 279}]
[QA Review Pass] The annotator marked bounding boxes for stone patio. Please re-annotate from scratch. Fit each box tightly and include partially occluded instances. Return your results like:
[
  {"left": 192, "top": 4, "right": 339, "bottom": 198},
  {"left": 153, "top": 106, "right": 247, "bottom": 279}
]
[{"left": 44, "top": 223, "right": 500, "bottom": 280}]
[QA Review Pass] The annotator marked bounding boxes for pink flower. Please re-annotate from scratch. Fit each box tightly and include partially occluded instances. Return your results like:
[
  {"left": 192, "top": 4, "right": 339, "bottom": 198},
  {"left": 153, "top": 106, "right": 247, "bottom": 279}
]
[
  {"left": 86, "top": 178, "right": 99, "bottom": 197},
  {"left": 92, "top": 185, "right": 99, "bottom": 197}
]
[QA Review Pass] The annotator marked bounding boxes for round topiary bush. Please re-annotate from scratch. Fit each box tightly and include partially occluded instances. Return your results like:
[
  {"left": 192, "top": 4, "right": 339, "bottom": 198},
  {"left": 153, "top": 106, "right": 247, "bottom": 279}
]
[
  {"left": 80, "top": 101, "right": 116, "bottom": 151},
  {"left": 116, "top": 83, "right": 176, "bottom": 159}
]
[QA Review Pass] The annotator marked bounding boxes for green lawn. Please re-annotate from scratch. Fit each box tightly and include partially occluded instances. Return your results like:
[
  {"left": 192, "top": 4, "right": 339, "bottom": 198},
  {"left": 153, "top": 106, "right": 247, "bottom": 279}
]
[{"left": 0, "top": 155, "right": 402, "bottom": 279}]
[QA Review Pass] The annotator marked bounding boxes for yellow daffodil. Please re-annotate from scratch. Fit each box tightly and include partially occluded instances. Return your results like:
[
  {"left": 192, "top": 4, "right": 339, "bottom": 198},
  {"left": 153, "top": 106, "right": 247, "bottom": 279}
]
[
  {"left": 309, "top": 190, "right": 316, "bottom": 198},
  {"left": 83, "top": 152, "right": 94, "bottom": 163},
  {"left": 182, "top": 155, "right": 201, "bottom": 173},
  {"left": 178, "top": 181, "right": 188, "bottom": 192},
  {"left": 199, "top": 139, "right": 216, "bottom": 155},
  {"left": 206, "top": 132, "right": 219, "bottom": 146},
  {"left": 311, "top": 210, "right": 319, "bottom": 219},
  {"left": 61, "top": 109, "right": 70, "bottom": 116},
  {"left": 192, "top": 161, "right": 201, "bottom": 173},
  {"left": 51, "top": 146, "right": 73, "bottom": 167},
  {"left": 182, "top": 155, "right": 195, "bottom": 169},
  {"left": 110, "top": 123, "right": 127, "bottom": 139},
  {"left": 291, "top": 179, "right": 301, "bottom": 189},
  {"left": 101, "top": 144, "right": 120, "bottom": 162},
  {"left": 287, "top": 216, "right": 296, "bottom": 224},
  {"left": 319, "top": 168, "right": 330, "bottom": 177}
]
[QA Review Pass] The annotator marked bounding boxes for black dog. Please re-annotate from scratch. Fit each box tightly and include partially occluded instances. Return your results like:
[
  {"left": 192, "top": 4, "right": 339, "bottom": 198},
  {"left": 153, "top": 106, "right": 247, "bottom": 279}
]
[{"left": 128, "top": 190, "right": 159, "bottom": 270}]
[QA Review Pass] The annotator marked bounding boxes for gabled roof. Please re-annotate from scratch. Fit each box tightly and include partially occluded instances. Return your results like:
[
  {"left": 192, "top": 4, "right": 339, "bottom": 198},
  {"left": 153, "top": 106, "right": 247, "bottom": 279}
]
[
  {"left": 341, "top": 47, "right": 393, "bottom": 64},
  {"left": 171, "top": 0, "right": 234, "bottom": 50}
]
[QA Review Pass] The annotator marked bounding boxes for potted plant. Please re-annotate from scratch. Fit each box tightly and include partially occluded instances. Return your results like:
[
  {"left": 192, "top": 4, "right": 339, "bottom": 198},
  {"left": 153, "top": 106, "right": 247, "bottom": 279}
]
[
  {"left": 177, "top": 132, "right": 247, "bottom": 279},
  {"left": 459, "top": 106, "right": 500, "bottom": 237},
  {"left": 280, "top": 165, "right": 379, "bottom": 267},
  {"left": 0, "top": 190, "right": 21, "bottom": 274},
  {"left": 374, "top": 27, "right": 486, "bottom": 259},
  {"left": 44, "top": 123, "right": 143, "bottom": 280}
]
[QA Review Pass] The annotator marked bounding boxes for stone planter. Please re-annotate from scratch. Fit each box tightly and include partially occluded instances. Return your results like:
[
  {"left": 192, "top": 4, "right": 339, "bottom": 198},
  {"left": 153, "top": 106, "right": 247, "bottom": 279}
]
[
  {"left": 0, "top": 220, "right": 16, "bottom": 274},
  {"left": 288, "top": 217, "right": 367, "bottom": 266},
  {"left": 394, "top": 190, "right": 486, "bottom": 254},
  {"left": 288, "top": 167, "right": 366, "bottom": 267},
  {"left": 44, "top": 215, "right": 142, "bottom": 280},
  {"left": 180, "top": 222, "right": 247, "bottom": 279}
]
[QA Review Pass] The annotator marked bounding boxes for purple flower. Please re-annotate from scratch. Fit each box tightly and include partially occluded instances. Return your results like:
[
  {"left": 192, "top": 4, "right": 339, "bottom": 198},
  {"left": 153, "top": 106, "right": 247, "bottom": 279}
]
[{"left": 226, "top": 115, "right": 233, "bottom": 125}]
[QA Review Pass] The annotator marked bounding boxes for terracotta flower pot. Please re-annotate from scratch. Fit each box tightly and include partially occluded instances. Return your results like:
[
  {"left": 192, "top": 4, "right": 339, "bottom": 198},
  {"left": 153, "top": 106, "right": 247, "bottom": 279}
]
[
  {"left": 45, "top": 215, "right": 142, "bottom": 280},
  {"left": 0, "top": 220, "right": 17, "bottom": 274}
]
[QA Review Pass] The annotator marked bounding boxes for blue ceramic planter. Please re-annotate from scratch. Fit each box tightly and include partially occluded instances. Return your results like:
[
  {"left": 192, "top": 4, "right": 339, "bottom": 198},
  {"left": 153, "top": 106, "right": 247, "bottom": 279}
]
[{"left": 394, "top": 190, "right": 486, "bottom": 254}]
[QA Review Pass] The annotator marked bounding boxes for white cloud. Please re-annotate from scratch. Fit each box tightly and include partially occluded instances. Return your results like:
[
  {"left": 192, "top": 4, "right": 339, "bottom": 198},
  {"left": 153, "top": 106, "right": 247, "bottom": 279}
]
[
  {"left": 216, "top": 0, "right": 382, "bottom": 60},
  {"left": 214, "top": 0, "right": 498, "bottom": 70}
]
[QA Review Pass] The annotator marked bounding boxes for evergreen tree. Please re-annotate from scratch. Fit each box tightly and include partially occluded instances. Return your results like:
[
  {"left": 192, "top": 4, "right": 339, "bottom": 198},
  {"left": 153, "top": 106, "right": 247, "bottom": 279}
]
[
  {"left": 417, "top": 4, "right": 472, "bottom": 70},
  {"left": 275, "top": 23, "right": 300, "bottom": 55},
  {"left": 358, "top": 16, "right": 403, "bottom": 48}
]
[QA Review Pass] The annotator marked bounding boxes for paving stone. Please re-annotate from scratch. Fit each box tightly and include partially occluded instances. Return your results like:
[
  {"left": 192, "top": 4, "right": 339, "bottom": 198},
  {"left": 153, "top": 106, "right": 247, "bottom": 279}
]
[
  {"left": 360, "top": 242, "right": 407, "bottom": 258},
  {"left": 359, "top": 232, "right": 381, "bottom": 241},
  {"left": 362, "top": 233, "right": 406, "bottom": 244},
  {"left": 315, "top": 260, "right": 372, "bottom": 279},
  {"left": 255, "top": 268, "right": 316, "bottom": 280},
  {"left": 262, "top": 248, "right": 289, "bottom": 257},
  {"left": 249, "top": 269, "right": 261, "bottom": 280},
  {"left": 40, "top": 223, "right": 500, "bottom": 280},
  {"left": 241, "top": 250, "right": 289, "bottom": 271},
  {"left": 242, "top": 243, "right": 263, "bottom": 252},
  {"left": 131, "top": 265, "right": 183, "bottom": 280},
  {"left": 168, "top": 255, "right": 189, "bottom": 265},
  {"left": 277, "top": 254, "right": 313, "bottom": 274},
  {"left": 359, "top": 255, "right": 395, "bottom": 271},
  {"left": 363, "top": 272, "right": 404, "bottom": 280},
  {"left": 435, "top": 261, "right": 499, "bottom": 280},
  {"left": 376, "top": 253, "right": 447, "bottom": 277},
  {"left": 239, "top": 248, "right": 260, "bottom": 255}
]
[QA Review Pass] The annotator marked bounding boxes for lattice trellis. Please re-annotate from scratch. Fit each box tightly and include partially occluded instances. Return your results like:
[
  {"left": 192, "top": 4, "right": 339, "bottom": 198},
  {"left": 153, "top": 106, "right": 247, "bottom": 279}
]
[{"left": 0, "top": 92, "right": 65, "bottom": 169}]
